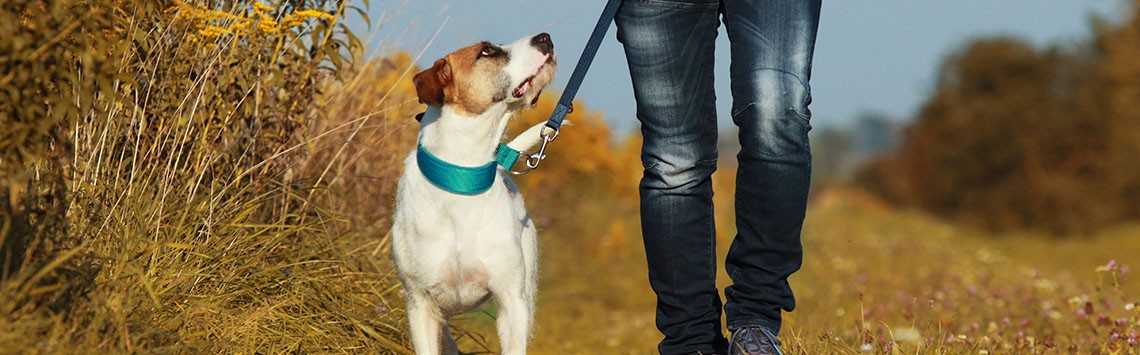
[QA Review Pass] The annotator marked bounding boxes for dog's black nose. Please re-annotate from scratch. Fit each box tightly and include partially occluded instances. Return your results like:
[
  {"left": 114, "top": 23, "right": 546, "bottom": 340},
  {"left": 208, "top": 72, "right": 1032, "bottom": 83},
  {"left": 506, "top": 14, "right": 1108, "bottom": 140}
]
[{"left": 531, "top": 32, "right": 553, "bottom": 55}]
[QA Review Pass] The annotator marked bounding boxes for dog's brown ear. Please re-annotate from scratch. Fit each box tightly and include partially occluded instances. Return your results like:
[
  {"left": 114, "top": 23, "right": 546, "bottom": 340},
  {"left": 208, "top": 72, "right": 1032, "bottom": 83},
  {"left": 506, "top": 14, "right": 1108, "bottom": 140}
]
[{"left": 413, "top": 58, "right": 451, "bottom": 107}]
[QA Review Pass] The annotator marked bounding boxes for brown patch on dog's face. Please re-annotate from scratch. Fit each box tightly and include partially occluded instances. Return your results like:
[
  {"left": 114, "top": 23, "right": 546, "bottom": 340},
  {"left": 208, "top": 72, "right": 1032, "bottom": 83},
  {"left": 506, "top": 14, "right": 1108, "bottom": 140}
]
[
  {"left": 413, "top": 34, "right": 556, "bottom": 117},
  {"left": 414, "top": 42, "right": 512, "bottom": 115}
]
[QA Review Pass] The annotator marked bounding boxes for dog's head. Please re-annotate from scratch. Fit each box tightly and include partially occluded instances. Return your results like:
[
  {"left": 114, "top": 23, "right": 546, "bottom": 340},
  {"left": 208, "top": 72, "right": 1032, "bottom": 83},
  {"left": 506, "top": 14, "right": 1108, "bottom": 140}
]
[{"left": 413, "top": 33, "right": 556, "bottom": 116}]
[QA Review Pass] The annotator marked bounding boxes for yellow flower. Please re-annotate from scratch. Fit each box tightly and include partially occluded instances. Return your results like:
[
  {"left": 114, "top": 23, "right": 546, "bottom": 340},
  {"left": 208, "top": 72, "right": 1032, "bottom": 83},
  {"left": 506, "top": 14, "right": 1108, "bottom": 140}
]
[
  {"left": 258, "top": 19, "right": 278, "bottom": 33},
  {"left": 294, "top": 9, "right": 334, "bottom": 21},
  {"left": 198, "top": 25, "right": 226, "bottom": 38},
  {"left": 252, "top": 2, "right": 274, "bottom": 14}
]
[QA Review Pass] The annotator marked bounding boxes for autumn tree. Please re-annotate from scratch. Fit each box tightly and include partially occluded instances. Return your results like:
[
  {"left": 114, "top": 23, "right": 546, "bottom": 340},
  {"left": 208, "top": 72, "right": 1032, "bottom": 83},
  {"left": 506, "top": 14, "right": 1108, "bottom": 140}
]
[{"left": 858, "top": 1, "right": 1140, "bottom": 235}]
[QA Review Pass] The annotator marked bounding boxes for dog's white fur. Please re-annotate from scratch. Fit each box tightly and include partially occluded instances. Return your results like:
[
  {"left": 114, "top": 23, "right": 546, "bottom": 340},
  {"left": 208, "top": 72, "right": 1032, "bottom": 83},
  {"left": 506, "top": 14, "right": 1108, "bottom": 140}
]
[{"left": 391, "top": 34, "right": 556, "bottom": 355}]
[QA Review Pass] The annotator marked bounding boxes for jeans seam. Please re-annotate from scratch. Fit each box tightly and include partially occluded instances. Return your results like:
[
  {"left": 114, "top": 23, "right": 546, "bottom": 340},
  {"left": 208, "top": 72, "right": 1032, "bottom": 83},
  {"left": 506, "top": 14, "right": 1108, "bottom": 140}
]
[
  {"left": 729, "top": 102, "right": 754, "bottom": 119},
  {"left": 703, "top": 157, "right": 716, "bottom": 315},
  {"left": 791, "top": 108, "right": 811, "bottom": 123}
]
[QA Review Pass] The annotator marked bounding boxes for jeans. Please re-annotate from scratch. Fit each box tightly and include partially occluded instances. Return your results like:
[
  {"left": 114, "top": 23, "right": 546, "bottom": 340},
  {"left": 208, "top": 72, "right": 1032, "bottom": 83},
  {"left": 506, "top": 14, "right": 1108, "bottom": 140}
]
[{"left": 615, "top": 0, "right": 820, "bottom": 353}]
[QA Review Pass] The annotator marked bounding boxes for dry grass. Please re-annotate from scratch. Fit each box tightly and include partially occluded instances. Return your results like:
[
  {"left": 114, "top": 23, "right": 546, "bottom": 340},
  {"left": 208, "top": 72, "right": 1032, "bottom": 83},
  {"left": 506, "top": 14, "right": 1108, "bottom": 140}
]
[
  {"left": 788, "top": 188, "right": 1138, "bottom": 353},
  {"left": 1, "top": 1, "right": 412, "bottom": 353},
  {"left": 517, "top": 183, "right": 1140, "bottom": 354},
  {"left": 4, "top": 2, "right": 1138, "bottom": 354}
]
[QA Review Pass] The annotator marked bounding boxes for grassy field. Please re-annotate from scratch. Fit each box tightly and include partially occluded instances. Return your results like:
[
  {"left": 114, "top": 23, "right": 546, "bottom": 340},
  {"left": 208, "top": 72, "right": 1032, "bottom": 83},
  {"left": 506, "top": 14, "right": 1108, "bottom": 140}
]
[
  {"left": 439, "top": 140, "right": 1139, "bottom": 355},
  {"left": 3, "top": 2, "right": 1138, "bottom": 353},
  {"left": 502, "top": 187, "right": 1140, "bottom": 354}
]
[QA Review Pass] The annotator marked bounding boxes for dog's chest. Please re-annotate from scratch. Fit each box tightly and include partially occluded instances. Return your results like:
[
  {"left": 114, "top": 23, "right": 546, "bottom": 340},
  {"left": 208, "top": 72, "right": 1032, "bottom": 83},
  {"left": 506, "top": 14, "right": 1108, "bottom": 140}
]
[
  {"left": 395, "top": 167, "right": 525, "bottom": 311},
  {"left": 402, "top": 177, "right": 517, "bottom": 228},
  {"left": 395, "top": 163, "right": 524, "bottom": 255}
]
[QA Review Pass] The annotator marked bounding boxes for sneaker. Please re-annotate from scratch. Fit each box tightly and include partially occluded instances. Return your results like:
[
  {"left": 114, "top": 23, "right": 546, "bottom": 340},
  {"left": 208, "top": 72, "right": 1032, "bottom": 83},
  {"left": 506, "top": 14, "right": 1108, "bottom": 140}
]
[{"left": 728, "top": 326, "right": 783, "bottom": 355}]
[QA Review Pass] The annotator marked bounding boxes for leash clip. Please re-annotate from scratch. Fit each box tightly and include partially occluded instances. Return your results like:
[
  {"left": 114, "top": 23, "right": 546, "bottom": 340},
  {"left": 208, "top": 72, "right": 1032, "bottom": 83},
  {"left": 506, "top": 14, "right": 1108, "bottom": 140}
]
[{"left": 508, "top": 126, "right": 559, "bottom": 175}]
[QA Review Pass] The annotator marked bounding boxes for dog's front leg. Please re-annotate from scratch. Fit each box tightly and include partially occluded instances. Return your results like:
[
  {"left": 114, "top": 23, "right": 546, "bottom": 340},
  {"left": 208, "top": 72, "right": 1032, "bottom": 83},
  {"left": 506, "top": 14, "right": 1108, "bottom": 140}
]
[
  {"left": 493, "top": 292, "right": 532, "bottom": 355},
  {"left": 406, "top": 294, "right": 448, "bottom": 355}
]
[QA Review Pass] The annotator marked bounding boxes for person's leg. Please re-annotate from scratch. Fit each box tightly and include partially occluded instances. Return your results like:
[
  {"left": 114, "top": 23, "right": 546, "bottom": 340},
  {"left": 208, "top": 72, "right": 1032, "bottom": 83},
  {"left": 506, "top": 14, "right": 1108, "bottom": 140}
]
[
  {"left": 720, "top": 0, "right": 821, "bottom": 336},
  {"left": 616, "top": 0, "right": 725, "bottom": 353}
]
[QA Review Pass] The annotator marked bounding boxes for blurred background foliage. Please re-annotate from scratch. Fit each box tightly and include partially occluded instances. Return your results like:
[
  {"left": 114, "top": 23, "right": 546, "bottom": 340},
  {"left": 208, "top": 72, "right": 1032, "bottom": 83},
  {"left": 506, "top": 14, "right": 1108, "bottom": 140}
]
[
  {"left": 2, "top": 0, "right": 1139, "bottom": 353},
  {"left": 827, "top": 0, "right": 1140, "bottom": 235}
]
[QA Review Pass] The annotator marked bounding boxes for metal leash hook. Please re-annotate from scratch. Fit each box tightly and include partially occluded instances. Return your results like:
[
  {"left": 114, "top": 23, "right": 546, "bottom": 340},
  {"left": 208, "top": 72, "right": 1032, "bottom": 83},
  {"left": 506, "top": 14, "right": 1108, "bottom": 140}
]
[
  {"left": 509, "top": 125, "right": 560, "bottom": 176},
  {"left": 528, "top": 126, "right": 559, "bottom": 169}
]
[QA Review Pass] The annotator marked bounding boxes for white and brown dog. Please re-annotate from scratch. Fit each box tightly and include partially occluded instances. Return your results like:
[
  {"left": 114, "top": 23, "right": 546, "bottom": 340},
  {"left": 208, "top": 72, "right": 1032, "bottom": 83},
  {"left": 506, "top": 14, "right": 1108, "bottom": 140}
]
[{"left": 391, "top": 33, "right": 556, "bottom": 355}]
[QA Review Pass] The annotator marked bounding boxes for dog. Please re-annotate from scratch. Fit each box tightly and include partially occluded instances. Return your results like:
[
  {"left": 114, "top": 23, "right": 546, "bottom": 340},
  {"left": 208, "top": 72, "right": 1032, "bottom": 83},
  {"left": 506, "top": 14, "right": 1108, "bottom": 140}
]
[{"left": 391, "top": 32, "right": 556, "bottom": 355}]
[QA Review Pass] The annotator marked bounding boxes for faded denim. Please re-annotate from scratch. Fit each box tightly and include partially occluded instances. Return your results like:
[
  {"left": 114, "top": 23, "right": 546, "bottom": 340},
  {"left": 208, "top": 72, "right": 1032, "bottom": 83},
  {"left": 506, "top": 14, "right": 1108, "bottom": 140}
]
[{"left": 615, "top": 0, "right": 820, "bottom": 353}]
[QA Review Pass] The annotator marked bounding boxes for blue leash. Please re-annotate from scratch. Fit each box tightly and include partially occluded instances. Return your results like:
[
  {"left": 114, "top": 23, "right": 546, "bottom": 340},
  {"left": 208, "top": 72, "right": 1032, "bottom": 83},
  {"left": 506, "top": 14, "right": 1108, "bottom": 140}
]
[
  {"left": 509, "top": 0, "right": 623, "bottom": 174},
  {"left": 545, "top": 0, "right": 623, "bottom": 133}
]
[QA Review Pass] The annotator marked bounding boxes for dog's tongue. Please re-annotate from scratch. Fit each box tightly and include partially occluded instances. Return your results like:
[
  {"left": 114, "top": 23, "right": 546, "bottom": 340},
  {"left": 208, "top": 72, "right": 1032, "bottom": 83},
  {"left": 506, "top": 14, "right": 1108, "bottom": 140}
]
[{"left": 514, "top": 80, "right": 531, "bottom": 98}]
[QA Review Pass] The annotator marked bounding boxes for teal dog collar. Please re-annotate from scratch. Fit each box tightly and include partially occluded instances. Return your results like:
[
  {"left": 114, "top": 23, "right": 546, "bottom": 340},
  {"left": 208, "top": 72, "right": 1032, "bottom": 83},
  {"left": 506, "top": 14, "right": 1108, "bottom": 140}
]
[{"left": 417, "top": 143, "right": 521, "bottom": 195}]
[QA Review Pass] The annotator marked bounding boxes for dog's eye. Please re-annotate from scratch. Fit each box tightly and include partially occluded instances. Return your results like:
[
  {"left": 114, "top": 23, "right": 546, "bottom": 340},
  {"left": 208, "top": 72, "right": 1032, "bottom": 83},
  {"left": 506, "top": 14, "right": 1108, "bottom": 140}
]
[{"left": 479, "top": 46, "right": 498, "bottom": 58}]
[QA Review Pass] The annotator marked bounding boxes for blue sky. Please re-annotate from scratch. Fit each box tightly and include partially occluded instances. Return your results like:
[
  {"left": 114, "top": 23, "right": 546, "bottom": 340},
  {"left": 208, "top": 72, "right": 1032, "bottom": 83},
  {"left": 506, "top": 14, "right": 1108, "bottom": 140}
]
[{"left": 352, "top": 0, "right": 1125, "bottom": 133}]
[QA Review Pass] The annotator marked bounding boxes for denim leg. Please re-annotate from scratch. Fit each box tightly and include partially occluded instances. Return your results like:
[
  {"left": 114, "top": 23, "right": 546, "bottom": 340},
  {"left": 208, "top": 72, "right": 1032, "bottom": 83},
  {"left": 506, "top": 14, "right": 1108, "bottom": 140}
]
[
  {"left": 721, "top": 0, "right": 821, "bottom": 336},
  {"left": 616, "top": 0, "right": 725, "bottom": 353}
]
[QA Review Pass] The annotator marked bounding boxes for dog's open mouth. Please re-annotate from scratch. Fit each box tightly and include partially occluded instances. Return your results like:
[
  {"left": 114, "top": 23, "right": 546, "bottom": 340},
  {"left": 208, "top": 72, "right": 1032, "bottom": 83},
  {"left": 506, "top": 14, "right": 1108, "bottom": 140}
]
[
  {"left": 512, "top": 56, "right": 555, "bottom": 99},
  {"left": 512, "top": 75, "right": 536, "bottom": 99}
]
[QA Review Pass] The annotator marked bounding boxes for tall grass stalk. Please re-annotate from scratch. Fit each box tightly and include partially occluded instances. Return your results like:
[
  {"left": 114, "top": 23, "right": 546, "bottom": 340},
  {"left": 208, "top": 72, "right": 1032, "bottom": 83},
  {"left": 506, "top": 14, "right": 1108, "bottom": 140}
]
[{"left": 2, "top": 1, "right": 413, "bottom": 352}]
